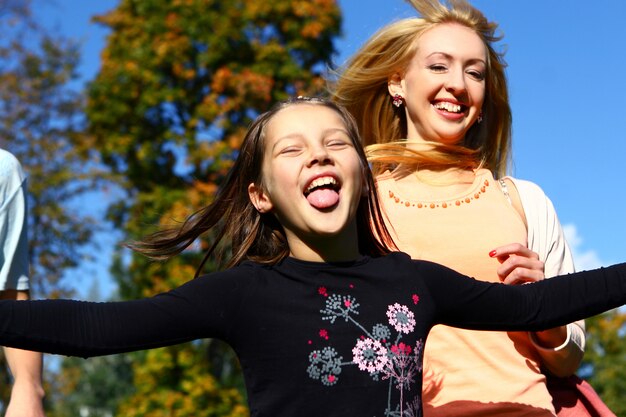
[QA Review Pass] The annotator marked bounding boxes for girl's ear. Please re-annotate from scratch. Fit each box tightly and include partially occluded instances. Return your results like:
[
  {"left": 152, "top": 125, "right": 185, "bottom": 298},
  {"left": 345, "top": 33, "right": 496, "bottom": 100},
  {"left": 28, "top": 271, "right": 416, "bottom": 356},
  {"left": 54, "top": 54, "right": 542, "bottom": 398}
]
[
  {"left": 248, "top": 182, "right": 273, "bottom": 213},
  {"left": 362, "top": 181, "right": 370, "bottom": 198},
  {"left": 361, "top": 169, "right": 370, "bottom": 198},
  {"left": 388, "top": 72, "right": 405, "bottom": 97}
]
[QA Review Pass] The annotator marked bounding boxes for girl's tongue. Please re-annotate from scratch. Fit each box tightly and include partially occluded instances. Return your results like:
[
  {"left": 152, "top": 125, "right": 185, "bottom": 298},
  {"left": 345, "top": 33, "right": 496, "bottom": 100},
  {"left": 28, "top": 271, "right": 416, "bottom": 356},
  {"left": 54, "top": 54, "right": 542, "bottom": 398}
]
[{"left": 306, "top": 189, "right": 339, "bottom": 209}]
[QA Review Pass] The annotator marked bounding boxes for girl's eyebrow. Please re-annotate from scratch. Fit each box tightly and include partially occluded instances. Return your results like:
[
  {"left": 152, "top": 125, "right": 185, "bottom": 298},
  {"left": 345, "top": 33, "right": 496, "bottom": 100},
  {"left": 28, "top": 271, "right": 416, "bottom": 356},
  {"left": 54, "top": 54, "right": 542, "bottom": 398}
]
[
  {"left": 272, "top": 128, "right": 350, "bottom": 150},
  {"left": 322, "top": 127, "right": 350, "bottom": 136},
  {"left": 271, "top": 133, "right": 305, "bottom": 152}
]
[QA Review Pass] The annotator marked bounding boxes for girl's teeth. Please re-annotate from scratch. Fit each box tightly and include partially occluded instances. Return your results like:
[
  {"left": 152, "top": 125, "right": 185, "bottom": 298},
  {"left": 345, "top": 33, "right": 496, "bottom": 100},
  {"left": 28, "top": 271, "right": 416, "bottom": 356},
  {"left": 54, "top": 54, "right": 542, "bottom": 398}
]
[{"left": 307, "top": 177, "right": 337, "bottom": 193}]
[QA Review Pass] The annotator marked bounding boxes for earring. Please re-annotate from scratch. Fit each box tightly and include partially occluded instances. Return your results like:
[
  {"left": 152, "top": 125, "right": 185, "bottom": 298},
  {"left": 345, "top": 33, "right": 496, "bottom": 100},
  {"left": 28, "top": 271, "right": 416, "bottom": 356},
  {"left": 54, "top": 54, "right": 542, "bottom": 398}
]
[
  {"left": 477, "top": 111, "right": 483, "bottom": 124},
  {"left": 392, "top": 94, "right": 404, "bottom": 108}
]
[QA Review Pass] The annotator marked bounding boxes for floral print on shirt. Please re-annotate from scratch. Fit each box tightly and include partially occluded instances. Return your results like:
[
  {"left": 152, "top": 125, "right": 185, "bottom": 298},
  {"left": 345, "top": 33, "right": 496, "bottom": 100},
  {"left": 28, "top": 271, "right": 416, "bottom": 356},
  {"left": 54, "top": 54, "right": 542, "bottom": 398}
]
[{"left": 307, "top": 286, "right": 424, "bottom": 417}]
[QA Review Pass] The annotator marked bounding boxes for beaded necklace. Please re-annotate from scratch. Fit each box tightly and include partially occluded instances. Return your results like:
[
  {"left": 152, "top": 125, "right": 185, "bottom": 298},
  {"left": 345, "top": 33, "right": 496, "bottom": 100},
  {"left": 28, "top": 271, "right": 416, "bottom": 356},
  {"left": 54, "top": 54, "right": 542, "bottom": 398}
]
[{"left": 386, "top": 176, "right": 491, "bottom": 209}]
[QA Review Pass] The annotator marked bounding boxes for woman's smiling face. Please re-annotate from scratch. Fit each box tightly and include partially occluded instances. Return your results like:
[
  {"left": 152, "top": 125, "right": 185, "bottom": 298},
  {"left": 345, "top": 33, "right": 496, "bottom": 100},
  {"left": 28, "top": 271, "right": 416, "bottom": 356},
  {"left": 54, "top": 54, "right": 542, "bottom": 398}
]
[{"left": 391, "top": 23, "right": 487, "bottom": 145}]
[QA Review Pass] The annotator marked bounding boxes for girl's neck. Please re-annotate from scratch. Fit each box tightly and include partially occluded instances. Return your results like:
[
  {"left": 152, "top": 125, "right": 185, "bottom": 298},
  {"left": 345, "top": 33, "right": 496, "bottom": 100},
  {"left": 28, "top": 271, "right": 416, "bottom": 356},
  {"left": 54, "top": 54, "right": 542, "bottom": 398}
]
[{"left": 286, "top": 225, "right": 362, "bottom": 263}]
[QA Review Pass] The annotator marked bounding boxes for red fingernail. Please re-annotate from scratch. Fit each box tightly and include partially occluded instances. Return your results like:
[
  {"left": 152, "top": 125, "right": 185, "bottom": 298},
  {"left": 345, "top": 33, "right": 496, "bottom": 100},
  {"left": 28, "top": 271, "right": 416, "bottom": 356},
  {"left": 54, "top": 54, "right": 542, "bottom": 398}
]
[{"left": 489, "top": 250, "right": 497, "bottom": 257}]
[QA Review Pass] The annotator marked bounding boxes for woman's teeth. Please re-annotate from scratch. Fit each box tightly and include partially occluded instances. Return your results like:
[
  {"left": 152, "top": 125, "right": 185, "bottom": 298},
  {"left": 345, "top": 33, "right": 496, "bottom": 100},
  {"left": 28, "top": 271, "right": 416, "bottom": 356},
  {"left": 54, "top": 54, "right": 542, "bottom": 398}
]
[{"left": 434, "top": 102, "right": 463, "bottom": 113}]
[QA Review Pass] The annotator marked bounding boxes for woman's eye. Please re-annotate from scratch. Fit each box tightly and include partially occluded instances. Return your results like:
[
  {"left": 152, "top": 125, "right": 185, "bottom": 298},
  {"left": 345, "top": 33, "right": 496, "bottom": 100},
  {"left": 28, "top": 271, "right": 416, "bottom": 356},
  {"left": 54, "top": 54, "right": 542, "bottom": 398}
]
[
  {"left": 428, "top": 64, "right": 447, "bottom": 72},
  {"left": 467, "top": 70, "right": 485, "bottom": 81}
]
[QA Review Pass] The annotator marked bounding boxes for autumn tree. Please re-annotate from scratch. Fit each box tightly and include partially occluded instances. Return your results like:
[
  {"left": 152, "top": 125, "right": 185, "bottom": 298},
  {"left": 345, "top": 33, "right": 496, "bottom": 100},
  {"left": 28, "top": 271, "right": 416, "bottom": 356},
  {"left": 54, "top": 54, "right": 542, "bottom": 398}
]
[
  {"left": 579, "top": 310, "right": 626, "bottom": 416},
  {"left": 86, "top": 0, "right": 341, "bottom": 415},
  {"left": 0, "top": 0, "right": 111, "bottom": 411}
]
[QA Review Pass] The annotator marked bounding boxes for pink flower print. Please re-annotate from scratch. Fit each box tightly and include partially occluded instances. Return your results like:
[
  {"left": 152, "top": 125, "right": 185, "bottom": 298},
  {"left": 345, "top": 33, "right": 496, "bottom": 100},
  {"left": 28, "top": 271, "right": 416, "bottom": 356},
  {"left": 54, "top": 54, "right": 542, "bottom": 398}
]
[
  {"left": 349, "top": 283, "right": 354, "bottom": 289},
  {"left": 319, "top": 329, "right": 329, "bottom": 340},
  {"left": 344, "top": 299, "right": 352, "bottom": 307},
  {"left": 318, "top": 286, "right": 328, "bottom": 297},
  {"left": 327, "top": 375, "right": 336, "bottom": 384},
  {"left": 412, "top": 294, "right": 419, "bottom": 305},
  {"left": 352, "top": 338, "right": 389, "bottom": 374},
  {"left": 386, "top": 303, "right": 416, "bottom": 334}
]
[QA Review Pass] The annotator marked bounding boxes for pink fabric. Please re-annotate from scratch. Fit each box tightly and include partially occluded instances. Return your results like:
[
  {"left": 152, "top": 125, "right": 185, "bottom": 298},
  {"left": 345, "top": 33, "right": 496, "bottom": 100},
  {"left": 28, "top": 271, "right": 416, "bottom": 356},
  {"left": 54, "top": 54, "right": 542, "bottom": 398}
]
[{"left": 548, "top": 375, "right": 616, "bottom": 417}]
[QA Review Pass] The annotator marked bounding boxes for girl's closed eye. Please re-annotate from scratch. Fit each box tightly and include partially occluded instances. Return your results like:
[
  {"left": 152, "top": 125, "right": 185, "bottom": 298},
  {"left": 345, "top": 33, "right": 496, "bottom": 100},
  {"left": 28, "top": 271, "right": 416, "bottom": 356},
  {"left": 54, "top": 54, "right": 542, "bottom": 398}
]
[
  {"left": 279, "top": 145, "right": 302, "bottom": 155},
  {"left": 326, "top": 137, "right": 352, "bottom": 149},
  {"left": 275, "top": 140, "right": 304, "bottom": 156}
]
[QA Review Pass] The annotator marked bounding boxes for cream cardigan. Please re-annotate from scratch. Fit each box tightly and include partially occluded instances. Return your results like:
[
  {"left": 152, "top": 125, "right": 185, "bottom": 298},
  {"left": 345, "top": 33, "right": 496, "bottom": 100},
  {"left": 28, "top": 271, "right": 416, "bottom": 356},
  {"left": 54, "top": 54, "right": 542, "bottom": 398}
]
[{"left": 508, "top": 177, "right": 585, "bottom": 377}]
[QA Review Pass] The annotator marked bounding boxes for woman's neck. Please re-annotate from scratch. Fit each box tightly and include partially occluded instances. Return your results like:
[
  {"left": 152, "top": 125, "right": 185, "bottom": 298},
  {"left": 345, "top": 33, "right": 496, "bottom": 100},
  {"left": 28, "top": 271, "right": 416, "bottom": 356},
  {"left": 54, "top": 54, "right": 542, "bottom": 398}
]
[
  {"left": 390, "top": 165, "right": 480, "bottom": 201},
  {"left": 393, "top": 164, "right": 476, "bottom": 185}
]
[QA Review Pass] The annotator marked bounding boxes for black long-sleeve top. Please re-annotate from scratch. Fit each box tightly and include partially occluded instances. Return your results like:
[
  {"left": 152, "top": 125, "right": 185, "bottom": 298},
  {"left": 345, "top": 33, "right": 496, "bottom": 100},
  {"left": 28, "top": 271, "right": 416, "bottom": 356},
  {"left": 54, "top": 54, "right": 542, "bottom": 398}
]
[{"left": 1, "top": 252, "right": 625, "bottom": 417}]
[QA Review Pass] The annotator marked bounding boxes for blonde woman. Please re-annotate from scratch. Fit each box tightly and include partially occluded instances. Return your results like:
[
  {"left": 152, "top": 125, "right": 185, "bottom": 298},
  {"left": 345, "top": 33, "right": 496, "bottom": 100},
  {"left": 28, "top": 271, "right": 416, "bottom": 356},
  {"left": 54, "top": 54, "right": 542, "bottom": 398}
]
[{"left": 331, "top": 0, "right": 609, "bottom": 415}]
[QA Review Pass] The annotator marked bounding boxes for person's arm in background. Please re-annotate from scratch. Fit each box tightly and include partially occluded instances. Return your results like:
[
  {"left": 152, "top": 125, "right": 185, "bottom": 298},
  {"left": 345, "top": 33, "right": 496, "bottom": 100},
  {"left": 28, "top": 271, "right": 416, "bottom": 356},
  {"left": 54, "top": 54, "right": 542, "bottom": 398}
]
[
  {"left": 2, "top": 291, "right": 46, "bottom": 417},
  {"left": 508, "top": 177, "right": 584, "bottom": 377},
  {"left": 0, "top": 149, "right": 46, "bottom": 416}
]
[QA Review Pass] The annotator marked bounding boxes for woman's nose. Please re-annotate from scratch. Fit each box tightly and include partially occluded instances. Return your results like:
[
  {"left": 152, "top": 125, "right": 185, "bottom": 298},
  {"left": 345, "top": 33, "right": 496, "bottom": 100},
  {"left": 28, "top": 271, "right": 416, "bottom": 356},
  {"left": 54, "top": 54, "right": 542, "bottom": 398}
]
[{"left": 444, "top": 69, "right": 466, "bottom": 94}]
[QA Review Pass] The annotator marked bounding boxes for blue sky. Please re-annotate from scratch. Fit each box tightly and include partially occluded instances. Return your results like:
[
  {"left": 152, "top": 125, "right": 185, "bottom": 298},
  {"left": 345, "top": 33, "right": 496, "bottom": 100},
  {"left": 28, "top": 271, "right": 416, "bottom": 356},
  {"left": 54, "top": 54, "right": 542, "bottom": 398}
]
[{"left": 37, "top": 0, "right": 625, "bottom": 296}]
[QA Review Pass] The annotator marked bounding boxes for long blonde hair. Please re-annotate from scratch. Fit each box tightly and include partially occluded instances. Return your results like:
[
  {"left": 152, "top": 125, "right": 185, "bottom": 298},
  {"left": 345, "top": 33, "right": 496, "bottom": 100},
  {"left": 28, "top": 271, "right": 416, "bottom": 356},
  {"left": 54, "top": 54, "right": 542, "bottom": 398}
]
[{"left": 330, "top": 0, "right": 511, "bottom": 178}]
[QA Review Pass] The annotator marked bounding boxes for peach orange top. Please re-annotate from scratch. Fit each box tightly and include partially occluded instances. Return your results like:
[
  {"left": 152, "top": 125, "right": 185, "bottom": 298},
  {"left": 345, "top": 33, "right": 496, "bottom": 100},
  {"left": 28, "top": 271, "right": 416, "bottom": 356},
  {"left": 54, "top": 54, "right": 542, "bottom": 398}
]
[{"left": 376, "top": 168, "right": 556, "bottom": 416}]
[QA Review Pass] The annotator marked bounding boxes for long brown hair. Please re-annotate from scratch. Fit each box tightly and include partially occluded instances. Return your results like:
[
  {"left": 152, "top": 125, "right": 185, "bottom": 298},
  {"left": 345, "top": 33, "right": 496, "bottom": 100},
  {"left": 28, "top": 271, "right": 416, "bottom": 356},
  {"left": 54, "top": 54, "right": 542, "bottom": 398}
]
[
  {"left": 330, "top": 0, "right": 512, "bottom": 178},
  {"left": 128, "top": 97, "right": 395, "bottom": 276}
]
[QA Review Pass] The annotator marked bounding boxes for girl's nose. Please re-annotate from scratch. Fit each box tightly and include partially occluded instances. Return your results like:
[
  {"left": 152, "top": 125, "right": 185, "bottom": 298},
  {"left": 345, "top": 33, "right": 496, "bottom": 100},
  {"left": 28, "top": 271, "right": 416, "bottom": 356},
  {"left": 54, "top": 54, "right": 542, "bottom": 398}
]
[{"left": 307, "top": 146, "right": 333, "bottom": 167}]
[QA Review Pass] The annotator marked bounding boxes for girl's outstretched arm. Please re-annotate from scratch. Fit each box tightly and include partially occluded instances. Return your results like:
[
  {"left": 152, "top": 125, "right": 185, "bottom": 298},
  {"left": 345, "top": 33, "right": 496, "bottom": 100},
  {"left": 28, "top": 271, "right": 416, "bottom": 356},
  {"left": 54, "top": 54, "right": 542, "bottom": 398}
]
[
  {"left": 418, "top": 260, "right": 626, "bottom": 331},
  {"left": 0, "top": 266, "right": 250, "bottom": 357}
]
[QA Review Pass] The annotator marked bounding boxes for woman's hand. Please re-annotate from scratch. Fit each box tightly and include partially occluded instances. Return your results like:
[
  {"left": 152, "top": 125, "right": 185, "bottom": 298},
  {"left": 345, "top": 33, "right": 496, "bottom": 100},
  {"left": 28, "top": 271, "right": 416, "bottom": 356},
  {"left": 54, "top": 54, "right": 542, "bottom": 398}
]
[
  {"left": 490, "top": 243, "right": 569, "bottom": 348},
  {"left": 489, "top": 243, "right": 545, "bottom": 285}
]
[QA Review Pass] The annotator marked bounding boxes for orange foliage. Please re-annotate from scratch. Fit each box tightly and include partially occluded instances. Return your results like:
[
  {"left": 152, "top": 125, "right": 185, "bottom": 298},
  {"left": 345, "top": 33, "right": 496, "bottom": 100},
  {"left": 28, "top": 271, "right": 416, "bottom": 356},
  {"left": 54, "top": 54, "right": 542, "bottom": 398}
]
[{"left": 301, "top": 21, "right": 325, "bottom": 38}]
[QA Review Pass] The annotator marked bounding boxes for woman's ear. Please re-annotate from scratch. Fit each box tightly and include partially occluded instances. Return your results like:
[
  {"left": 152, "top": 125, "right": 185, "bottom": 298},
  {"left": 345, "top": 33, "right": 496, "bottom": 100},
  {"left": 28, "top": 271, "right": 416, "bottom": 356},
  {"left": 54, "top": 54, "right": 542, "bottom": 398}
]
[
  {"left": 248, "top": 182, "right": 273, "bottom": 213},
  {"left": 388, "top": 72, "right": 404, "bottom": 97}
]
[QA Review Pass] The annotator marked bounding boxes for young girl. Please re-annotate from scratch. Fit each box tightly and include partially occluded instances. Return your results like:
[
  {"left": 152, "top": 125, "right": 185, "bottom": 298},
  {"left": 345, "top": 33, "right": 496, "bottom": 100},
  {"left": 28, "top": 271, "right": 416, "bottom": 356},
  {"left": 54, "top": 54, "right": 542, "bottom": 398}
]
[{"left": 0, "top": 97, "right": 624, "bottom": 417}]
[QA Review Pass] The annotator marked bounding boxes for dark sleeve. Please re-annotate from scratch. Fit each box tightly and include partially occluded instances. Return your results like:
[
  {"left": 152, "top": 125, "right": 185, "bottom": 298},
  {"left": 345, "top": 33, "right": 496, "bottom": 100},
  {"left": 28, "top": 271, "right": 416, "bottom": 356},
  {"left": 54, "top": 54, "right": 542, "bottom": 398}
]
[
  {"left": 0, "top": 266, "right": 252, "bottom": 358},
  {"left": 416, "top": 261, "right": 626, "bottom": 331}
]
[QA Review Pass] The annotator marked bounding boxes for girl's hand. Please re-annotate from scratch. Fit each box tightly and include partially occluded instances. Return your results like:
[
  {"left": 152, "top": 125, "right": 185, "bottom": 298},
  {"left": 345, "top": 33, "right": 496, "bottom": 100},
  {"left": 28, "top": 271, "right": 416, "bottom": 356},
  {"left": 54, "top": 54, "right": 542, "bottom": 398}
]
[{"left": 489, "top": 243, "right": 545, "bottom": 285}]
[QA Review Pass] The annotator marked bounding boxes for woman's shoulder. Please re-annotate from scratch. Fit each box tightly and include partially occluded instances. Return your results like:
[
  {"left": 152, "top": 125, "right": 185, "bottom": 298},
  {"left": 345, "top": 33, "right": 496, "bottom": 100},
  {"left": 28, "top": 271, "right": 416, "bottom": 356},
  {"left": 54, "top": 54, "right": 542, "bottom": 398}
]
[
  {"left": 502, "top": 176, "right": 549, "bottom": 198},
  {"left": 374, "top": 169, "right": 395, "bottom": 184},
  {"left": 503, "top": 176, "right": 548, "bottom": 206}
]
